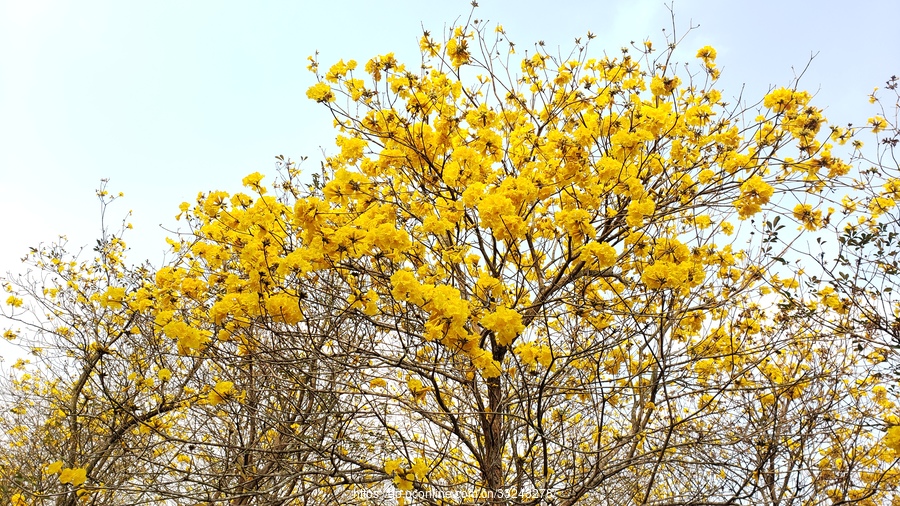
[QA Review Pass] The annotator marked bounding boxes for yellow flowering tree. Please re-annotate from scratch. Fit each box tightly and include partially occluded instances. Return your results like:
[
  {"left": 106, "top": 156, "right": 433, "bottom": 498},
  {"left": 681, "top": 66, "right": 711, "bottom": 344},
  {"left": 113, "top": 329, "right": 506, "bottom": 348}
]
[
  {"left": 813, "top": 76, "right": 900, "bottom": 352},
  {"left": 0, "top": 187, "right": 206, "bottom": 506},
  {"left": 0, "top": 184, "right": 382, "bottom": 505},
  {"left": 785, "top": 76, "right": 900, "bottom": 495},
  {"left": 279, "top": 21, "right": 899, "bottom": 503},
  {"left": 3, "top": 15, "right": 900, "bottom": 506}
]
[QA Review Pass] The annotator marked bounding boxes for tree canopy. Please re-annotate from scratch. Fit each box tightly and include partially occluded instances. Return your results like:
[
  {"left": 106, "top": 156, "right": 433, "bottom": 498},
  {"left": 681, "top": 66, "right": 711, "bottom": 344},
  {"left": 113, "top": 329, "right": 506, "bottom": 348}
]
[{"left": 2, "top": 12, "right": 900, "bottom": 506}]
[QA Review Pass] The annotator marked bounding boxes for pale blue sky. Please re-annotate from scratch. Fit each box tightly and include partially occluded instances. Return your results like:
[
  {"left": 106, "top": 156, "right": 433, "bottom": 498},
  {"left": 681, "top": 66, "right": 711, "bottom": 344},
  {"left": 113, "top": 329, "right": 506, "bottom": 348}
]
[{"left": 1, "top": 0, "right": 898, "bottom": 273}]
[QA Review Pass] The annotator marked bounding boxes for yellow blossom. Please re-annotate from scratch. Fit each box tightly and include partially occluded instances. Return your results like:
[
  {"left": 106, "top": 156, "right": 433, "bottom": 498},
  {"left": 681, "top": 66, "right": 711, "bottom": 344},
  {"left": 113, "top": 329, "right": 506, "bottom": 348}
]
[
  {"left": 407, "top": 378, "right": 428, "bottom": 402},
  {"left": 208, "top": 381, "right": 235, "bottom": 406},
  {"left": 44, "top": 460, "right": 64, "bottom": 475},
  {"left": 696, "top": 46, "right": 717, "bottom": 62},
  {"left": 885, "top": 426, "right": 900, "bottom": 452},
  {"left": 59, "top": 467, "right": 87, "bottom": 487},
  {"left": 793, "top": 203, "right": 822, "bottom": 231},
  {"left": 306, "top": 82, "right": 335, "bottom": 103},
  {"left": 868, "top": 116, "right": 887, "bottom": 133},
  {"left": 480, "top": 306, "right": 525, "bottom": 347},
  {"left": 734, "top": 175, "right": 774, "bottom": 219}
]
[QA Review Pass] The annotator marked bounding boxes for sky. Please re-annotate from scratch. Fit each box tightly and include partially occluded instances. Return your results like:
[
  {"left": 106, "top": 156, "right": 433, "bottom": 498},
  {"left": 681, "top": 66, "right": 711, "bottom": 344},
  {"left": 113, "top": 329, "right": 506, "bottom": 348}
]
[{"left": 1, "top": 0, "right": 898, "bottom": 360}]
